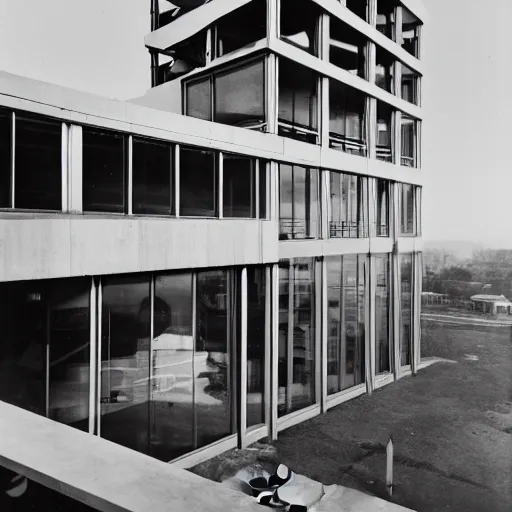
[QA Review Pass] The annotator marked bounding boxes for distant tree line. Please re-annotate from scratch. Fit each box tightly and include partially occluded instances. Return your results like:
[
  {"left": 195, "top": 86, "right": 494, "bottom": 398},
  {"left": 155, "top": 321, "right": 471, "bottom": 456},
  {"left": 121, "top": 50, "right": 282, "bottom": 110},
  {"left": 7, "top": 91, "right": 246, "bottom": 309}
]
[{"left": 423, "top": 249, "right": 512, "bottom": 299}]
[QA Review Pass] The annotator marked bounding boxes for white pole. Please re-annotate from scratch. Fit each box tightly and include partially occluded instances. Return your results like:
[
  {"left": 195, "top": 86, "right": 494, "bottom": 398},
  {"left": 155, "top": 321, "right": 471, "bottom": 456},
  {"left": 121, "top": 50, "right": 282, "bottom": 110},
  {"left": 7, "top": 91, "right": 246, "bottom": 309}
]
[{"left": 386, "top": 437, "right": 394, "bottom": 497}]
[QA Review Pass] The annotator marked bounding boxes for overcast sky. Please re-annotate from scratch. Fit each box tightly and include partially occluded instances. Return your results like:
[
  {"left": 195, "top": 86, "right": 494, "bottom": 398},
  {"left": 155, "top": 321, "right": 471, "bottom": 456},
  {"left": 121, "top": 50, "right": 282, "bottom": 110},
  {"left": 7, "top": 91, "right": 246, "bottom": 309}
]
[{"left": 0, "top": 0, "right": 510, "bottom": 248}]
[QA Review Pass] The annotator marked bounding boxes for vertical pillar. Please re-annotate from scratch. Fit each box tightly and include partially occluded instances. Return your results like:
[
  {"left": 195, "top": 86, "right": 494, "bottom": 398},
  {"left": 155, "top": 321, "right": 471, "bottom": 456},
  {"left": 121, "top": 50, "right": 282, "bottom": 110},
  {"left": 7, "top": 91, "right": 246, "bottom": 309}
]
[
  {"left": 315, "top": 257, "right": 323, "bottom": 410},
  {"left": 175, "top": 145, "right": 180, "bottom": 218},
  {"left": 240, "top": 268, "right": 248, "bottom": 447},
  {"left": 368, "top": 0, "right": 377, "bottom": 27},
  {"left": 392, "top": 249, "right": 401, "bottom": 378},
  {"left": 127, "top": 135, "right": 133, "bottom": 215},
  {"left": 96, "top": 279, "right": 103, "bottom": 438},
  {"left": 366, "top": 254, "right": 375, "bottom": 394},
  {"left": 394, "top": 110, "right": 402, "bottom": 167},
  {"left": 270, "top": 263, "right": 279, "bottom": 440},
  {"left": 320, "top": 258, "right": 328, "bottom": 412},
  {"left": 321, "top": 171, "right": 331, "bottom": 240},
  {"left": 61, "top": 123, "right": 69, "bottom": 212},
  {"left": 266, "top": 0, "right": 279, "bottom": 135},
  {"left": 270, "top": 161, "right": 279, "bottom": 221},
  {"left": 10, "top": 112, "right": 15, "bottom": 208},
  {"left": 68, "top": 125, "right": 83, "bottom": 213},
  {"left": 264, "top": 266, "right": 272, "bottom": 437},
  {"left": 218, "top": 152, "right": 224, "bottom": 218},
  {"left": 286, "top": 260, "right": 294, "bottom": 413}
]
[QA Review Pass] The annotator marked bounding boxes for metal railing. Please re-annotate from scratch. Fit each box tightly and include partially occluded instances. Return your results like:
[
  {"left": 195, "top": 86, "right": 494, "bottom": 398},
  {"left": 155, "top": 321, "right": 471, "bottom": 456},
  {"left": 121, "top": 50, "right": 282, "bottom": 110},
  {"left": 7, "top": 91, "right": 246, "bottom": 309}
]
[{"left": 329, "top": 220, "right": 368, "bottom": 238}]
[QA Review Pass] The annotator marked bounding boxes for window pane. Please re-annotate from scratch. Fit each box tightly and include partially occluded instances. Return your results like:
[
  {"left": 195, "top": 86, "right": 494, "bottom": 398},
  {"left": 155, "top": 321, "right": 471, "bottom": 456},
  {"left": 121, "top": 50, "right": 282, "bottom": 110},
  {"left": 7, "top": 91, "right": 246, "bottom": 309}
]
[
  {"left": 259, "top": 161, "right": 267, "bottom": 219},
  {"left": 375, "top": 254, "right": 391, "bottom": 374},
  {"left": 216, "top": 2, "right": 266, "bottom": 58},
  {"left": 329, "top": 79, "right": 367, "bottom": 156},
  {"left": 280, "top": 0, "right": 320, "bottom": 55},
  {"left": 376, "top": 102, "right": 393, "bottom": 162},
  {"left": 247, "top": 267, "right": 266, "bottom": 428},
  {"left": 186, "top": 78, "right": 212, "bottom": 121},
  {"left": 401, "top": 115, "right": 416, "bottom": 167},
  {"left": 196, "top": 270, "right": 235, "bottom": 447},
  {"left": 0, "top": 109, "right": 11, "bottom": 207},
  {"left": 376, "top": 179, "right": 389, "bottom": 237},
  {"left": 278, "top": 258, "right": 316, "bottom": 417},
  {"left": 400, "top": 184, "right": 416, "bottom": 234},
  {"left": 400, "top": 254, "right": 413, "bottom": 366},
  {"left": 279, "top": 58, "right": 318, "bottom": 141},
  {"left": 100, "top": 276, "right": 151, "bottom": 454},
  {"left": 329, "top": 17, "right": 366, "bottom": 79},
  {"left": 330, "top": 173, "right": 368, "bottom": 238},
  {"left": 402, "top": 7, "right": 421, "bottom": 57},
  {"left": 15, "top": 114, "right": 62, "bottom": 210},
  {"left": 278, "top": 261, "right": 290, "bottom": 414},
  {"left": 401, "top": 64, "right": 419, "bottom": 105},
  {"left": 83, "top": 128, "right": 125, "bottom": 213},
  {"left": 215, "top": 61, "right": 265, "bottom": 128},
  {"left": 223, "top": 155, "right": 256, "bottom": 218},
  {"left": 326, "top": 256, "right": 342, "bottom": 395},
  {"left": 376, "top": 46, "right": 395, "bottom": 94},
  {"left": 376, "top": 0, "right": 398, "bottom": 40},
  {"left": 180, "top": 147, "right": 217, "bottom": 217},
  {"left": 151, "top": 273, "right": 194, "bottom": 461},
  {"left": 133, "top": 137, "right": 173, "bottom": 215},
  {"left": 0, "top": 278, "right": 90, "bottom": 431},
  {"left": 279, "top": 165, "right": 320, "bottom": 240}
]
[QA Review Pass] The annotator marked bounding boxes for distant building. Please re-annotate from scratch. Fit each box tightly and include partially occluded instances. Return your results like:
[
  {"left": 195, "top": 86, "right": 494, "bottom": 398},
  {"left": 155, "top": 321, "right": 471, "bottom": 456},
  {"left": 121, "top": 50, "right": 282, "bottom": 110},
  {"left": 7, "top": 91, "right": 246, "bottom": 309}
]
[{"left": 470, "top": 295, "right": 512, "bottom": 317}]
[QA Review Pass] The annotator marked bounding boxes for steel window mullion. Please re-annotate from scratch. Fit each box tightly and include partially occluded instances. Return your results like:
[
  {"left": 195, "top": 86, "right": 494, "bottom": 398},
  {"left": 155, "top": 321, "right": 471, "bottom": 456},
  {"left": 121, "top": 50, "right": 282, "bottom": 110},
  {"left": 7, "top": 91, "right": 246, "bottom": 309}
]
[
  {"left": 240, "top": 267, "right": 248, "bottom": 447},
  {"left": 127, "top": 135, "right": 133, "bottom": 215},
  {"left": 255, "top": 159, "right": 260, "bottom": 219},
  {"left": 286, "top": 260, "right": 294, "bottom": 413},
  {"left": 218, "top": 152, "right": 224, "bottom": 218},
  {"left": 88, "top": 277, "right": 97, "bottom": 435},
  {"left": 192, "top": 273, "right": 198, "bottom": 449},
  {"left": 270, "top": 263, "right": 279, "bottom": 440},
  {"left": 11, "top": 112, "right": 15, "bottom": 208},
  {"left": 96, "top": 279, "right": 103, "bottom": 438},
  {"left": 264, "top": 266, "right": 272, "bottom": 435},
  {"left": 175, "top": 144, "right": 180, "bottom": 217}
]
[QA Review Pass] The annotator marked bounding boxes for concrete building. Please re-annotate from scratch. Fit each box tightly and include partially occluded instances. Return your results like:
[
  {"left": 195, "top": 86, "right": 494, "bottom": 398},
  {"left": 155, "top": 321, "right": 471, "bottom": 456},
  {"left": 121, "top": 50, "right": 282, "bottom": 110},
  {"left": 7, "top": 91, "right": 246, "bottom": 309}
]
[{"left": 0, "top": 0, "right": 425, "bottom": 498}]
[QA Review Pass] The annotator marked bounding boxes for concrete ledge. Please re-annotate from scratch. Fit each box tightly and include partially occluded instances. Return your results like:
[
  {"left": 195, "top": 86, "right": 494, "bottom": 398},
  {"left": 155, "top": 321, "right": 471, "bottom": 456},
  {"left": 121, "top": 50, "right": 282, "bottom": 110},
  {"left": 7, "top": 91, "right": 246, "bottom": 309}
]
[{"left": 0, "top": 401, "right": 263, "bottom": 512}]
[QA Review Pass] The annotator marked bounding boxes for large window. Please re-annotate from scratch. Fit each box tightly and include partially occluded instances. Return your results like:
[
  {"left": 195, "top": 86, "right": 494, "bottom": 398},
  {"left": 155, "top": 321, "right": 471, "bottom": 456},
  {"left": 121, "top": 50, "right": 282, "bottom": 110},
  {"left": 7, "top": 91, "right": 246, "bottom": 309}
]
[
  {"left": 215, "top": 61, "right": 265, "bottom": 129},
  {"left": 374, "top": 254, "right": 391, "bottom": 375},
  {"left": 401, "top": 115, "right": 417, "bottom": 168},
  {"left": 376, "top": 102, "right": 393, "bottom": 163},
  {"left": 0, "top": 108, "right": 10, "bottom": 208},
  {"left": 132, "top": 137, "right": 174, "bottom": 215},
  {"left": 179, "top": 147, "right": 217, "bottom": 217},
  {"left": 401, "top": 64, "right": 419, "bottom": 105},
  {"left": 329, "top": 17, "right": 367, "bottom": 79},
  {"left": 326, "top": 255, "right": 366, "bottom": 395},
  {"left": 280, "top": 0, "right": 320, "bottom": 55},
  {"left": 278, "top": 59, "right": 319, "bottom": 144},
  {"left": 15, "top": 113, "right": 62, "bottom": 211},
  {"left": 400, "top": 183, "right": 416, "bottom": 235},
  {"left": 0, "top": 278, "right": 91, "bottom": 431},
  {"left": 279, "top": 165, "right": 320, "bottom": 240},
  {"left": 402, "top": 7, "right": 421, "bottom": 58},
  {"left": 215, "top": 2, "right": 266, "bottom": 58},
  {"left": 376, "top": 179, "right": 390, "bottom": 237},
  {"left": 82, "top": 128, "right": 126, "bottom": 213},
  {"left": 330, "top": 172, "right": 368, "bottom": 238},
  {"left": 376, "top": 0, "right": 398, "bottom": 40},
  {"left": 278, "top": 258, "right": 316, "bottom": 417},
  {"left": 400, "top": 254, "right": 413, "bottom": 367},
  {"left": 247, "top": 267, "right": 266, "bottom": 428},
  {"left": 329, "top": 80, "right": 367, "bottom": 156},
  {"left": 185, "top": 59, "right": 265, "bottom": 130},
  {"left": 376, "top": 46, "right": 395, "bottom": 94}
]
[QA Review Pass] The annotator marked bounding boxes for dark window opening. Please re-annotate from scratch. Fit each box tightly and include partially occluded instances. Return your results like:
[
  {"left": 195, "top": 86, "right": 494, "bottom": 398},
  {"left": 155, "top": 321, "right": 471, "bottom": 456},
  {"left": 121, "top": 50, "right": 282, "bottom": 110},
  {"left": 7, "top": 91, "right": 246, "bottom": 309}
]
[
  {"left": 375, "top": 254, "right": 391, "bottom": 374},
  {"left": 376, "top": 46, "right": 395, "bottom": 93},
  {"left": 83, "top": 128, "right": 126, "bottom": 213},
  {"left": 279, "top": 164, "right": 320, "bottom": 240},
  {"left": 215, "top": 2, "right": 266, "bottom": 58},
  {"left": 401, "top": 63, "right": 419, "bottom": 105},
  {"left": 402, "top": 7, "right": 421, "bottom": 58},
  {"left": 280, "top": 0, "right": 320, "bottom": 55},
  {"left": 278, "top": 59, "right": 319, "bottom": 143},
  {"left": 329, "top": 79, "right": 367, "bottom": 156},
  {"left": 132, "top": 137, "right": 174, "bottom": 215},
  {"left": 329, "top": 17, "right": 367, "bottom": 79},
  {"left": 346, "top": 0, "right": 368, "bottom": 21},
  {"left": 179, "top": 147, "right": 217, "bottom": 217},
  {"left": 330, "top": 172, "right": 368, "bottom": 238},
  {"left": 400, "top": 254, "right": 413, "bottom": 366},
  {"left": 222, "top": 155, "right": 257, "bottom": 218},
  {"left": 376, "top": 101, "right": 393, "bottom": 163},
  {"left": 401, "top": 114, "right": 417, "bottom": 168},
  {"left": 15, "top": 113, "right": 62, "bottom": 211},
  {"left": 376, "top": 0, "right": 398, "bottom": 40},
  {"left": 376, "top": 179, "right": 389, "bottom": 237},
  {"left": 400, "top": 183, "right": 416, "bottom": 235},
  {"left": 0, "top": 108, "right": 11, "bottom": 208}
]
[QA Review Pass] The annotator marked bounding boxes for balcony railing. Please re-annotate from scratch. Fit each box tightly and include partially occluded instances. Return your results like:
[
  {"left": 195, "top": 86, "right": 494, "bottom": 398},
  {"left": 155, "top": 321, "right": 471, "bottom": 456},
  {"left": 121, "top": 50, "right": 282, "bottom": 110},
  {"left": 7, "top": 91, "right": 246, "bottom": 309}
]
[
  {"left": 329, "top": 133, "right": 367, "bottom": 157},
  {"left": 329, "top": 221, "right": 368, "bottom": 238},
  {"left": 279, "top": 218, "right": 318, "bottom": 240},
  {"left": 376, "top": 145, "right": 393, "bottom": 163},
  {"left": 401, "top": 155, "right": 415, "bottom": 168}
]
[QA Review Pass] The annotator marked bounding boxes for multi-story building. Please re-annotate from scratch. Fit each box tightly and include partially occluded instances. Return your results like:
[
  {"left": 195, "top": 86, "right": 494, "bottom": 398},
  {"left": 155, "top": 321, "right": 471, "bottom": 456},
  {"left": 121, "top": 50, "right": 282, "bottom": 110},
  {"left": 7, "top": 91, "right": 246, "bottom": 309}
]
[{"left": 0, "top": 0, "right": 425, "bottom": 476}]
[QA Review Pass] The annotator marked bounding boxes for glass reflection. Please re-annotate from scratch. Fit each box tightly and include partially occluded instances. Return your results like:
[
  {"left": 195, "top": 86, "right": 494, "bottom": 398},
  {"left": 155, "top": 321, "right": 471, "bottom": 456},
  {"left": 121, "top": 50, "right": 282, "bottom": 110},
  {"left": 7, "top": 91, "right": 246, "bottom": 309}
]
[
  {"left": 376, "top": 102, "right": 393, "bottom": 163},
  {"left": 278, "top": 259, "right": 316, "bottom": 417},
  {"left": 376, "top": 179, "right": 389, "bottom": 237},
  {"left": 400, "top": 254, "right": 413, "bottom": 366},
  {"left": 0, "top": 108, "right": 11, "bottom": 208},
  {"left": 186, "top": 78, "right": 212, "bottom": 121},
  {"left": 223, "top": 155, "right": 257, "bottom": 218},
  {"left": 401, "top": 115, "right": 417, "bottom": 168},
  {"left": 375, "top": 254, "right": 391, "bottom": 374}
]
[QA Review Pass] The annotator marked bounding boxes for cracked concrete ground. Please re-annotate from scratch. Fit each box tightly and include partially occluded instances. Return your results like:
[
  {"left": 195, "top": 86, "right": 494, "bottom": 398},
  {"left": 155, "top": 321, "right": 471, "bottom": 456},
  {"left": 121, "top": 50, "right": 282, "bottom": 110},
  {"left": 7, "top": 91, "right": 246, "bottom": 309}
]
[{"left": 271, "top": 319, "right": 512, "bottom": 511}]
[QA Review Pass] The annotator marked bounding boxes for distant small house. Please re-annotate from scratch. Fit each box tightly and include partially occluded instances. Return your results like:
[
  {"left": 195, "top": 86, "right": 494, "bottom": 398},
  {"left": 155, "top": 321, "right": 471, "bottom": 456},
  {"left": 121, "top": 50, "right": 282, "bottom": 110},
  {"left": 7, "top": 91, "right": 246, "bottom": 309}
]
[{"left": 470, "top": 294, "right": 512, "bottom": 316}]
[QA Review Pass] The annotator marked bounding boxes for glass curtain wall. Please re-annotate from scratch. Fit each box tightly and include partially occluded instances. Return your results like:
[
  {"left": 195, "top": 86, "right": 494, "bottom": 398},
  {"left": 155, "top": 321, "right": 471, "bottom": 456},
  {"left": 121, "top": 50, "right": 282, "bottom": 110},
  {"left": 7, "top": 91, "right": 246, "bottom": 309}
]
[
  {"left": 400, "top": 254, "right": 413, "bottom": 367},
  {"left": 278, "top": 259, "right": 316, "bottom": 417},
  {"left": 330, "top": 172, "right": 368, "bottom": 238},
  {"left": 0, "top": 279, "right": 91, "bottom": 430},
  {"left": 326, "top": 255, "right": 366, "bottom": 395},
  {"left": 279, "top": 165, "right": 320, "bottom": 240},
  {"left": 376, "top": 179, "right": 389, "bottom": 237},
  {"left": 374, "top": 254, "right": 391, "bottom": 374}
]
